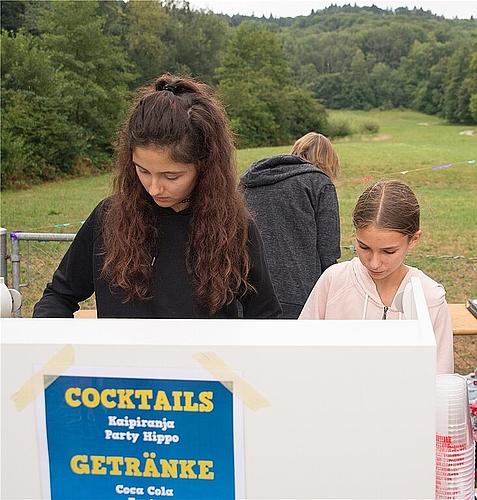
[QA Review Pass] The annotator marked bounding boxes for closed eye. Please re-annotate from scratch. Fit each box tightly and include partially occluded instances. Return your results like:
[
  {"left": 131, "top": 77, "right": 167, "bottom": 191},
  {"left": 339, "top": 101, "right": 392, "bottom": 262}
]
[{"left": 133, "top": 163, "right": 149, "bottom": 174}]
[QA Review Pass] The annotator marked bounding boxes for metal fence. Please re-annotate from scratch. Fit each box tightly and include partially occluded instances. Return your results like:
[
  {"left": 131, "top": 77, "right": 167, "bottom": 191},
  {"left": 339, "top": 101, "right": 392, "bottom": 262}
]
[{"left": 1, "top": 228, "right": 76, "bottom": 317}]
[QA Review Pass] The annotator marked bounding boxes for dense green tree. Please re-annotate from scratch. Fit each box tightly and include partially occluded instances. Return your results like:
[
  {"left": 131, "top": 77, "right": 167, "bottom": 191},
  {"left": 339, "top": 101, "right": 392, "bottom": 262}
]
[
  {"left": 97, "top": 0, "right": 128, "bottom": 38},
  {"left": 467, "top": 52, "right": 477, "bottom": 122},
  {"left": 312, "top": 73, "right": 346, "bottom": 109},
  {"left": 125, "top": 0, "right": 169, "bottom": 86},
  {"left": 3, "top": 3, "right": 477, "bottom": 188},
  {"left": 443, "top": 44, "right": 475, "bottom": 124},
  {"left": 369, "top": 63, "right": 396, "bottom": 109},
  {"left": 357, "top": 22, "right": 428, "bottom": 69},
  {"left": 32, "top": 0, "right": 135, "bottom": 162},
  {"left": 342, "top": 49, "right": 374, "bottom": 110},
  {"left": 217, "top": 23, "right": 292, "bottom": 86},
  {"left": 161, "top": 2, "right": 228, "bottom": 84},
  {"left": 216, "top": 23, "right": 327, "bottom": 147},
  {"left": 0, "top": 1, "right": 31, "bottom": 33},
  {"left": 1, "top": 30, "right": 84, "bottom": 187},
  {"left": 309, "top": 32, "right": 357, "bottom": 74},
  {"left": 412, "top": 57, "right": 448, "bottom": 115}
]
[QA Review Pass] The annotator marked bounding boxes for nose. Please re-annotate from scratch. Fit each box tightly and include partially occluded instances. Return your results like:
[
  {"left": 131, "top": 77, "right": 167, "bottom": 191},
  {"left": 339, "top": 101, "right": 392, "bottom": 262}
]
[
  {"left": 369, "top": 252, "right": 381, "bottom": 270},
  {"left": 149, "top": 176, "right": 165, "bottom": 196}
]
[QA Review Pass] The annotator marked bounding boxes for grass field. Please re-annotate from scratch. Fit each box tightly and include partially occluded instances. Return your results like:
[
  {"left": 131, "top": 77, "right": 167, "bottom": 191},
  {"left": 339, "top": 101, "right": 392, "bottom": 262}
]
[{"left": 1, "top": 109, "right": 476, "bottom": 373}]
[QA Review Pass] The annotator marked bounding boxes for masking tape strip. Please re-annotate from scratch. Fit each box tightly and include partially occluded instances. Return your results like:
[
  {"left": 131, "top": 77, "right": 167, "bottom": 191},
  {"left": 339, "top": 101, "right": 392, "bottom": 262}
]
[
  {"left": 193, "top": 351, "right": 270, "bottom": 411},
  {"left": 10, "top": 344, "right": 75, "bottom": 412}
]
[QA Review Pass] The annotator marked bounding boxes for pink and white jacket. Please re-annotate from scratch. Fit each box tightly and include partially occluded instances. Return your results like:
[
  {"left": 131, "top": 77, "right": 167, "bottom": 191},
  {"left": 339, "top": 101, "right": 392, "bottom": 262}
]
[{"left": 299, "top": 257, "right": 454, "bottom": 374}]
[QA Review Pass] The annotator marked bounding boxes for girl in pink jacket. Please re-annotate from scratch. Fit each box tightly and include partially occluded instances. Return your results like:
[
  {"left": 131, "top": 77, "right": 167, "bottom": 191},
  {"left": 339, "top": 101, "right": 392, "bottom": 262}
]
[{"left": 299, "top": 180, "right": 454, "bottom": 374}]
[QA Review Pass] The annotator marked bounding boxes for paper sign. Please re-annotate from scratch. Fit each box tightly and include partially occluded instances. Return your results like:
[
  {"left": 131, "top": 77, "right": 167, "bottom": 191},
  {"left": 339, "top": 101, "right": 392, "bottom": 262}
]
[{"left": 36, "top": 368, "right": 244, "bottom": 499}]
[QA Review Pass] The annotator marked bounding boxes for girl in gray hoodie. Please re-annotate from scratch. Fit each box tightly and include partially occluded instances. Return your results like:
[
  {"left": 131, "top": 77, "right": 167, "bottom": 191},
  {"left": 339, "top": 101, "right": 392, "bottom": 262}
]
[{"left": 240, "top": 133, "right": 341, "bottom": 318}]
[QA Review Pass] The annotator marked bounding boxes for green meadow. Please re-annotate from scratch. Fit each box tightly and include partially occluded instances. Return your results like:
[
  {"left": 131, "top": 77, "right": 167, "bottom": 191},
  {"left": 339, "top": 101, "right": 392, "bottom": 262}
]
[{"left": 1, "top": 109, "right": 476, "bottom": 316}]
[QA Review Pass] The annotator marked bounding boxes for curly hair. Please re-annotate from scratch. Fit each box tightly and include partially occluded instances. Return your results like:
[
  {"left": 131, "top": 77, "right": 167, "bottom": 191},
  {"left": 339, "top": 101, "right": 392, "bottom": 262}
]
[{"left": 101, "top": 74, "right": 253, "bottom": 314}]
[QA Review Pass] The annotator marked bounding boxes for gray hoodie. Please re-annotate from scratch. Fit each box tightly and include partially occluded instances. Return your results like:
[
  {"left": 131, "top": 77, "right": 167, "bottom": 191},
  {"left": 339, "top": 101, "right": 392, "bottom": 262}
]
[{"left": 240, "top": 155, "right": 341, "bottom": 318}]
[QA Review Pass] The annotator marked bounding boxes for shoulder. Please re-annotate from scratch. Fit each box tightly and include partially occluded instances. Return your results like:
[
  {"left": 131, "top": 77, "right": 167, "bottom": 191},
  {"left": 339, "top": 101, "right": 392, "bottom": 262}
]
[
  {"left": 321, "top": 258, "right": 366, "bottom": 291},
  {"left": 323, "top": 259, "right": 353, "bottom": 276},
  {"left": 406, "top": 267, "right": 447, "bottom": 306},
  {"left": 78, "top": 197, "right": 112, "bottom": 235},
  {"left": 314, "top": 260, "right": 354, "bottom": 291},
  {"left": 88, "top": 196, "right": 113, "bottom": 219}
]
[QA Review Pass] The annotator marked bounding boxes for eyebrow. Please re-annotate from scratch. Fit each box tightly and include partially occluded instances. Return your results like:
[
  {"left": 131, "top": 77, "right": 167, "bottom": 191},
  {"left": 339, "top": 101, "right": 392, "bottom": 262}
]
[
  {"left": 132, "top": 161, "right": 184, "bottom": 174},
  {"left": 356, "top": 238, "right": 399, "bottom": 251}
]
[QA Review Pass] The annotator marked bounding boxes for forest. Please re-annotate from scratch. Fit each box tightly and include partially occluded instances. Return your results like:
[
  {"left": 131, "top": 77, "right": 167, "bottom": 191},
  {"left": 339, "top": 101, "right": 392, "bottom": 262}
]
[{"left": 1, "top": 0, "right": 476, "bottom": 189}]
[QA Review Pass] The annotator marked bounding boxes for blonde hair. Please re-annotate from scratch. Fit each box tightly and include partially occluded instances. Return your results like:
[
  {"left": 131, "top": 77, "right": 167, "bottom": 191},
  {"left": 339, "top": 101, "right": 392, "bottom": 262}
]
[{"left": 291, "top": 132, "right": 340, "bottom": 181}]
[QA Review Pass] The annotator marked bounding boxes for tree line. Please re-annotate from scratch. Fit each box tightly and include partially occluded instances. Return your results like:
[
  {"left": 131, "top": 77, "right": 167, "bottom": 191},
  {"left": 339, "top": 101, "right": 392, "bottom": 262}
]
[{"left": 1, "top": 0, "right": 476, "bottom": 189}]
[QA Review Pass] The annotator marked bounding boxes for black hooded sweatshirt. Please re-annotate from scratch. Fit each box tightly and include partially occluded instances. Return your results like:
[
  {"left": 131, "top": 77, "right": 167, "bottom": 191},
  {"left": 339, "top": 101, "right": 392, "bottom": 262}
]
[{"left": 33, "top": 197, "right": 282, "bottom": 319}]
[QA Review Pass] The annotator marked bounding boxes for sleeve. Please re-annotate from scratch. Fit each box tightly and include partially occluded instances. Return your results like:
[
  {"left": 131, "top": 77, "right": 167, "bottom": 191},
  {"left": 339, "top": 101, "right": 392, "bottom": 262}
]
[
  {"left": 240, "top": 219, "right": 282, "bottom": 319},
  {"left": 429, "top": 296, "right": 455, "bottom": 374},
  {"left": 32, "top": 208, "right": 98, "bottom": 318},
  {"left": 315, "top": 182, "right": 341, "bottom": 272},
  {"left": 298, "top": 268, "right": 331, "bottom": 319}
]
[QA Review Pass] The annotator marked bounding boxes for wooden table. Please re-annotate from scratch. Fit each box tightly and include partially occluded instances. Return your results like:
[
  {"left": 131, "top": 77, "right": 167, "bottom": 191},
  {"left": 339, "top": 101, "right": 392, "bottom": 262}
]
[
  {"left": 448, "top": 303, "right": 477, "bottom": 335},
  {"left": 74, "top": 309, "right": 97, "bottom": 318}
]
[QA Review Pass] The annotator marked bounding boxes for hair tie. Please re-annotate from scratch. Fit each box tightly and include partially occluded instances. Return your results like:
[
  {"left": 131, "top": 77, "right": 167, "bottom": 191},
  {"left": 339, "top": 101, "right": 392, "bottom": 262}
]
[{"left": 162, "top": 84, "right": 179, "bottom": 94}]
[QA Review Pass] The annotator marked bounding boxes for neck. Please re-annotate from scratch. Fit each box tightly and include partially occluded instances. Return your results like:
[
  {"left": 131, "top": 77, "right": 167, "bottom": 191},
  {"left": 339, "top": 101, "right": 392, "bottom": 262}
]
[{"left": 172, "top": 197, "right": 192, "bottom": 212}]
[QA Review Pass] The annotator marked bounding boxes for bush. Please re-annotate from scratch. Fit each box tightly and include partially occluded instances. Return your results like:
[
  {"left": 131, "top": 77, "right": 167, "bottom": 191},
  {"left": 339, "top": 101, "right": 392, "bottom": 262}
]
[
  {"left": 326, "top": 117, "right": 354, "bottom": 138},
  {"left": 326, "top": 114, "right": 380, "bottom": 138},
  {"left": 358, "top": 119, "right": 380, "bottom": 135}
]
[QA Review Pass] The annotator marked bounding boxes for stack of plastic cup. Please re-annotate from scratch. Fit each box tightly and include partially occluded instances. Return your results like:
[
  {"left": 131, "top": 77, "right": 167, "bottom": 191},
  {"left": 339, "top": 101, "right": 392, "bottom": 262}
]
[{"left": 435, "top": 374, "right": 476, "bottom": 500}]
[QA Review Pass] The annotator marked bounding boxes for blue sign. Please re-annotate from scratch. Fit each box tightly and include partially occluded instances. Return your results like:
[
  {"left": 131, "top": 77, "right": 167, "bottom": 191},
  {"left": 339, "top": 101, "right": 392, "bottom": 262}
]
[{"left": 43, "top": 374, "right": 238, "bottom": 499}]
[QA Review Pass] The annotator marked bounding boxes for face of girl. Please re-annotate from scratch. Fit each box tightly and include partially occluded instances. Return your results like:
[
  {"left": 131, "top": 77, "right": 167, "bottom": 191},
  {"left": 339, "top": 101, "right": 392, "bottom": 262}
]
[
  {"left": 133, "top": 147, "right": 198, "bottom": 212},
  {"left": 355, "top": 225, "right": 421, "bottom": 283}
]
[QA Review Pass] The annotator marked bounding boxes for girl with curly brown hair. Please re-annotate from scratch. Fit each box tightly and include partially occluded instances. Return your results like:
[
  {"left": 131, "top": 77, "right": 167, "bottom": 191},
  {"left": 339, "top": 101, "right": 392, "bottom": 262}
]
[{"left": 33, "top": 74, "right": 281, "bottom": 318}]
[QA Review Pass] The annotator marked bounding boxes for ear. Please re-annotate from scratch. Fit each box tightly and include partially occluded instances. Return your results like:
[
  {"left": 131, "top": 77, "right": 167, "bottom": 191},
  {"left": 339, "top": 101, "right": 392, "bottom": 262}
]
[{"left": 408, "top": 230, "right": 422, "bottom": 250}]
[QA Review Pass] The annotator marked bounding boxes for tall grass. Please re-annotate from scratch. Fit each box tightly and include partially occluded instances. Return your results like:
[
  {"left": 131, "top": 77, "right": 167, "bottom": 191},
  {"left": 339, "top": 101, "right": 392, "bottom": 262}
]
[{"left": 1, "top": 109, "right": 476, "bottom": 311}]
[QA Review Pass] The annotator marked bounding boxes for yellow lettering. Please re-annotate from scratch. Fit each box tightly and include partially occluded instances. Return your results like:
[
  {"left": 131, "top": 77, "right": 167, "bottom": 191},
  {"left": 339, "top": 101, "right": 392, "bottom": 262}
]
[
  {"left": 63, "top": 387, "right": 213, "bottom": 411},
  {"left": 125, "top": 457, "right": 142, "bottom": 476},
  {"left": 106, "top": 456, "right": 124, "bottom": 475},
  {"left": 198, "top": 460, "right": 214, "bottom": 479},
  {"left": 143, "top": 453, "right": 160, "bottom": 477},
  {"left": 90, "top": 455, "right": 107, "bottom": 475},
  {"left": 160, "top": 459, "right": 178, "bottom": 478},
  {"left": 69, "top": 455, "right": 214, "bottom": 480},
  {"left": 117, "top": 389, "right": 135, "bottom": 409},
  {"left": 179, "top": 460, "right": 197, "bottom": 479},
  {"left": 65, "top": 387, "right": 81, "bottom": 407},
  {"left": 172, "top": 391, "right": 183, "bottom": 410},
  {"left": 82, "top": 388, "right": 100, "bottom": 408},
  {"left": 198, "top": 391, "right": 214, "bottom": 412},
  {"left": 183, "top": 391, "right": 198, "bottom": 411},
  {"left": 101, "top": 389, "right": 117, "bottom": 409},
  {"left": 135, "top": 389, "right": 153, "bottom": 410},
  {"left": 70, "top": 455, "right": 90, "bottom": 474},
  {"left": 154, "top": 391, "right": 172, "bottom": 411}
]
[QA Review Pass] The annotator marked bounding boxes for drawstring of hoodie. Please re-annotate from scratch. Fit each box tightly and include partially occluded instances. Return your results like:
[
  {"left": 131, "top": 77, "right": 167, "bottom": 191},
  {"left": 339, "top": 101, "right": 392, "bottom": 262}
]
[{"left": 362, "top": 295, "right": 369, "bottom": 319}]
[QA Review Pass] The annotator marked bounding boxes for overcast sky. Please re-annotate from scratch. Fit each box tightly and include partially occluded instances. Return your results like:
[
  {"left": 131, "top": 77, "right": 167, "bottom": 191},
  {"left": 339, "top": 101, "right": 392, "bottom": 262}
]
[{"left": 188, "top": 1, "right": 476, "bottom": 19}]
